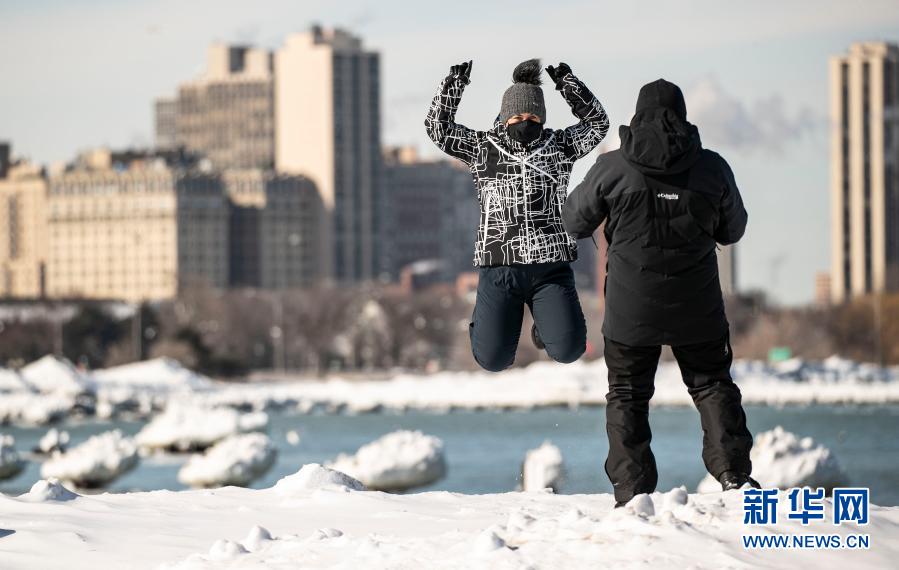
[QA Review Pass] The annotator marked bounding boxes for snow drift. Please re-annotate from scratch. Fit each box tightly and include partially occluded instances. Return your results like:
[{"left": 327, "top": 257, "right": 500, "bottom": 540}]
[{"left": 0, "top": 470, "right": 894, "bottom": 570}]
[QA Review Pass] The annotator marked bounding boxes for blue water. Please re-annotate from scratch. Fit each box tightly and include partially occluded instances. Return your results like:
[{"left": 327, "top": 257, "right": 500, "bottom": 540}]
[{"left": 2, "top": 405, "right": 898, "bottom": 505}]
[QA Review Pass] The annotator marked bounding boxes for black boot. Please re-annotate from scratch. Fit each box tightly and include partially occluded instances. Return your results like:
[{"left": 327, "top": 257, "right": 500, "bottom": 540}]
[
  {"left": 719, "top": 470, "right": 761, "bottom": 491},
  {"left": 614, "top": 499, "right": 629, "bottom": 509},
  {"left": 531, "top": 323, "right": 545, "bottom": 350}
]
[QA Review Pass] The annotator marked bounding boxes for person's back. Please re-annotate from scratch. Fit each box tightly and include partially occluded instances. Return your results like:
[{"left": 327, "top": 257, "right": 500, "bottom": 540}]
[
  {"left": 561, "top": 79, "right": 757, "bottom": 508},
  {"left": 563, "top": 79, "right": 747, "bottom": 346}
]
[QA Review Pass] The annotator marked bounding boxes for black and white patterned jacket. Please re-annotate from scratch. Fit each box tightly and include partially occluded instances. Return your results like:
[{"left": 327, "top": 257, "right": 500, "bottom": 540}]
[{"left": 425, "top": 67, "right": 609, "bottom": 266}]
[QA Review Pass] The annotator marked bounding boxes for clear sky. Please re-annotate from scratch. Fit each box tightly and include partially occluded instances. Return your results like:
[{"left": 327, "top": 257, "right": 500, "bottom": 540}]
[{"left": 2, "top": 0, "right": 898, "bottom": 305}]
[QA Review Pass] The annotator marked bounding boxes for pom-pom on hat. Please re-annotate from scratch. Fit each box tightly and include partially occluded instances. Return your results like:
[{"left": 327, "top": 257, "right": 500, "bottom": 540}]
[{"left": 499, "top": 59, "right": 546, "bottom": 124}]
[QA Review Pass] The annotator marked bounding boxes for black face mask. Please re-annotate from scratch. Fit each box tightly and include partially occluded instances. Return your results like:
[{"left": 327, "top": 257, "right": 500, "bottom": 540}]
[{"left": 506, "top": 119, "right": 543, "bottom": 145}]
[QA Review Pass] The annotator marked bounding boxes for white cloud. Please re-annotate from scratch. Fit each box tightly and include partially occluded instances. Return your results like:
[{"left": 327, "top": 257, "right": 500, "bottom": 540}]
[{"left": 685, "top": 76, "right": 825, "bottom": 153}]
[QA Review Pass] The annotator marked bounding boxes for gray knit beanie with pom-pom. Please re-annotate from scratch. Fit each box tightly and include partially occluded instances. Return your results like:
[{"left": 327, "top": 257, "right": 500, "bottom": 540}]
[{"left": 499, "top": 59, "right": 545, "bottom": 124}]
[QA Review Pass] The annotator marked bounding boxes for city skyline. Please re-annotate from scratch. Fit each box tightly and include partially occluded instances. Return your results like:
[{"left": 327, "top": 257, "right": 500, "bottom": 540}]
[{"left": 2, "top": 0, "right": 899, "bottom": 303}]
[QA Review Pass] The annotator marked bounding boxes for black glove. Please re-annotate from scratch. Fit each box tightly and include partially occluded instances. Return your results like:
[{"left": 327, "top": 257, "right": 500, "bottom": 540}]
[
  {"left": 545, "top": 62, "right": 572, "bottom": 88},
  {"left": 448, "top": 60, "right": 473, "bottom": 85}
]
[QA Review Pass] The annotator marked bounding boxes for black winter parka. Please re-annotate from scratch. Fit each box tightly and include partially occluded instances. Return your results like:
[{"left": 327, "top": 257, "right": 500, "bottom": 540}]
[{"left": 562, "top": 102, "right": 747, "bottom": 346}]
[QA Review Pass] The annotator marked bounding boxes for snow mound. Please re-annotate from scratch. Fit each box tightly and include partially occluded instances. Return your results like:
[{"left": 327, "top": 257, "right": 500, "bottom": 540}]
[
  {"left": 20, "top": 478, "right": 80, "bottom": 501},
  {"left": 327, "top": 430, "right": 447, "bottom": 492},
  {"left": 697, "top": 425, "right": 850, "bottom": 492},
  {"left": 135, "top": 406, "right": 269, "bottom": 452},
  {"left": 0, "top": 367, "right": 31, "bottom": 393},
  {"left": 178, "top": 433, "right": 277, "bottom": 488},
  {"left": 93, "top": 357, "right": 213, "bottom": 391},
  {"left": 0, "top": 392, "right": 77, "bottom": 425},
  {"left": 521, "top": 441, "right": 564, "bottom": 492},
  {"left": 0, "top": 434, "right": 25, "bottom": 480},
  {"left": 41, "top": 429, "right": 139, "bottom": 488},
  {"left": 19, "top": 355, "right": 92, "bottom": 395},
  {"left": 273, "top": 463, "right": 367, "bottom": 494},
  {"left": 36, "top": 427, "right": 70, "bottom": 454}
]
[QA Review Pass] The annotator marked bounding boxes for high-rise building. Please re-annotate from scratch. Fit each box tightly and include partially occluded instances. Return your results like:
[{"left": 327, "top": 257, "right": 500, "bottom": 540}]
[
  {"left": 275, "top": 26, "right": 382, "bottom": 283},
  {"left": 156, "top": 43, "right": 275, "bottom": 170},
  {"left": 381, "top": 147, "right": 477, "bottom": 282},
  {"left": 830, "top": 41, "right": 899, "bottom": 302},
  {"left": 154, "top": 98, "right": 177, "bottom": 150},
  {"left": 815, "top": 272, "right": 832, "bottom": 307},
  {"left": 0, "top": 142, "right": 10, "bottom": 179},
  {"left": 718, "top": 244, "right": 737, "bottom": 296},
  {"left": 0, "top": 152, "right": 47, "bottom": 298},
  {"left": 224, "top": 169, "right": 323, "bottom": 289},
  {"left": 46, "top": 156, "right": 229, "bottom": 301}
]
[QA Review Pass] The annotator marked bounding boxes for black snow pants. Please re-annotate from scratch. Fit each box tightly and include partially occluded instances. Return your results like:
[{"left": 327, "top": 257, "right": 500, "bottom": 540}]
[
  {"left": 469, "top": 261, "right": 586, "bottom": 372},
  {"left": 603, "top": 333, "right": 754, "bottom": 503}
]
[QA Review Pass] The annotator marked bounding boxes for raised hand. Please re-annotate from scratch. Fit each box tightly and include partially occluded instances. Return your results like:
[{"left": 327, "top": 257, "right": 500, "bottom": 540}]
[
  {"left": 545, "top": 62, "right": 573, "bottom": 87},
  {"left": 448, "top": 60, "right": 473, "bottom": 84}
]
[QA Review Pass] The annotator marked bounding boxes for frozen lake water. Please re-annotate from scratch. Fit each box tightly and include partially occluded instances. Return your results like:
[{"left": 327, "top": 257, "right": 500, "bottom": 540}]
[{"left": 2, "top": 404, "right": 898, "bottom": 505}]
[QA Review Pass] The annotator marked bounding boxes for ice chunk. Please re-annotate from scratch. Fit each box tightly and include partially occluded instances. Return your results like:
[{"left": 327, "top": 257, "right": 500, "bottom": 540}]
[
  {"left": 19, "top": 355, "right": 91, "bottom": 395},
  {"left": 0, "top": 435, "right": 25, "bottom": 480},
  {"left": 36, "top": 428, "right": 70, "bottom": 455},
  {"left": 696, "top": 426, "right": 849, "bottom": 492},
  {"left": 40, "top": 429, "right": 139, "bottom": 488},
  {"left": 178, "top": 433, "right": 277, "bottom": 488},
  {"left": 521, "top": 441, "right": 564, "bottom": 492},
  {"left": 327, "top": 430, "right": 446, "bottom": 492},
  {"left": 136, "top": 406, "right": 269, "bottom": 452}
]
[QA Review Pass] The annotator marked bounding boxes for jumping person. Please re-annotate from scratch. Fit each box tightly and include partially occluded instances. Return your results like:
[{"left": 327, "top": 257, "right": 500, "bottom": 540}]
[
  {"left": 562, "top": 79, "right": 759, "bottom": 507},
  {"left": 425, "top": 59, "right": 609, "bottom": 372}
]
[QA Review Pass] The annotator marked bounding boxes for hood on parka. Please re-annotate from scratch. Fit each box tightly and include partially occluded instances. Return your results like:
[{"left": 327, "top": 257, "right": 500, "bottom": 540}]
[{"left": 619, "top": 79, "right": 702, "bottom": 175}]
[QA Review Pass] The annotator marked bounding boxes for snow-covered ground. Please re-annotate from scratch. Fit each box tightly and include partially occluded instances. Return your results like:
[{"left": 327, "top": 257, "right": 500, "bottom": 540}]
[
  {"left": 0, "top": 465, "right": 895, "bottom": 570},
  {"left": 40, "top": 430, "right": 139, "bottom": 488},
  {"left": 189, "top": 357, "right": 899, "bottom": 415},
  {"left": 93, "top": 357, "right": 213, "bottom": 391},
  {"left": 136, "top": 406, "right": 270, "bottom": 452},
  {"left": 521, "top": 441, "right": 565, "bottom": 492},
  {"left": 327, "top": 430, "right": 447, "bottom": 492},
  {"left": 0, "top": 354, "right": 897, "bottom": 428},
  {"left": 697, "top": 425, "right": 850, "bottom": 493},
  {"left": 179, "top": 433, "right": 277, "bottom": 488}
]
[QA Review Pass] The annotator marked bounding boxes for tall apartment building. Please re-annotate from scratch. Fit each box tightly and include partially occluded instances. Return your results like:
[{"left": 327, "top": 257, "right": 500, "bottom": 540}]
[
  {"left": 830, "top": 41, "right": 899, "bottom": 302},
  {"left": 47, "top": 155, "right": 229, "bottom": 301},
  {"left": 275, "top": 26, "right": 382, "bottom": 283},
  {"left": 0, "top": 142, "right": 10, "bottom": 179},
  {"left": 156, "top": 44, "right": 275, "bottom": 169},
  {"left": 0, "top": 151, "right": 47, "bottom": 298},
  {"left": 718, "top": 244, "right": 737, "bottom": 296},
  {"left": 224, "top": 170, "right": 323, "bottom": 289},
  {"left": 381, "top": 147, "right": 477, "bottom": 282}
]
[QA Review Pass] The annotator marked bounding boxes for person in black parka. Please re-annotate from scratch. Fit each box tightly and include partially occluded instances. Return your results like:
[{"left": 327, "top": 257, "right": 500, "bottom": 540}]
[{"left": 562, "top": 79, "right": 759, "bottom": 507}]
